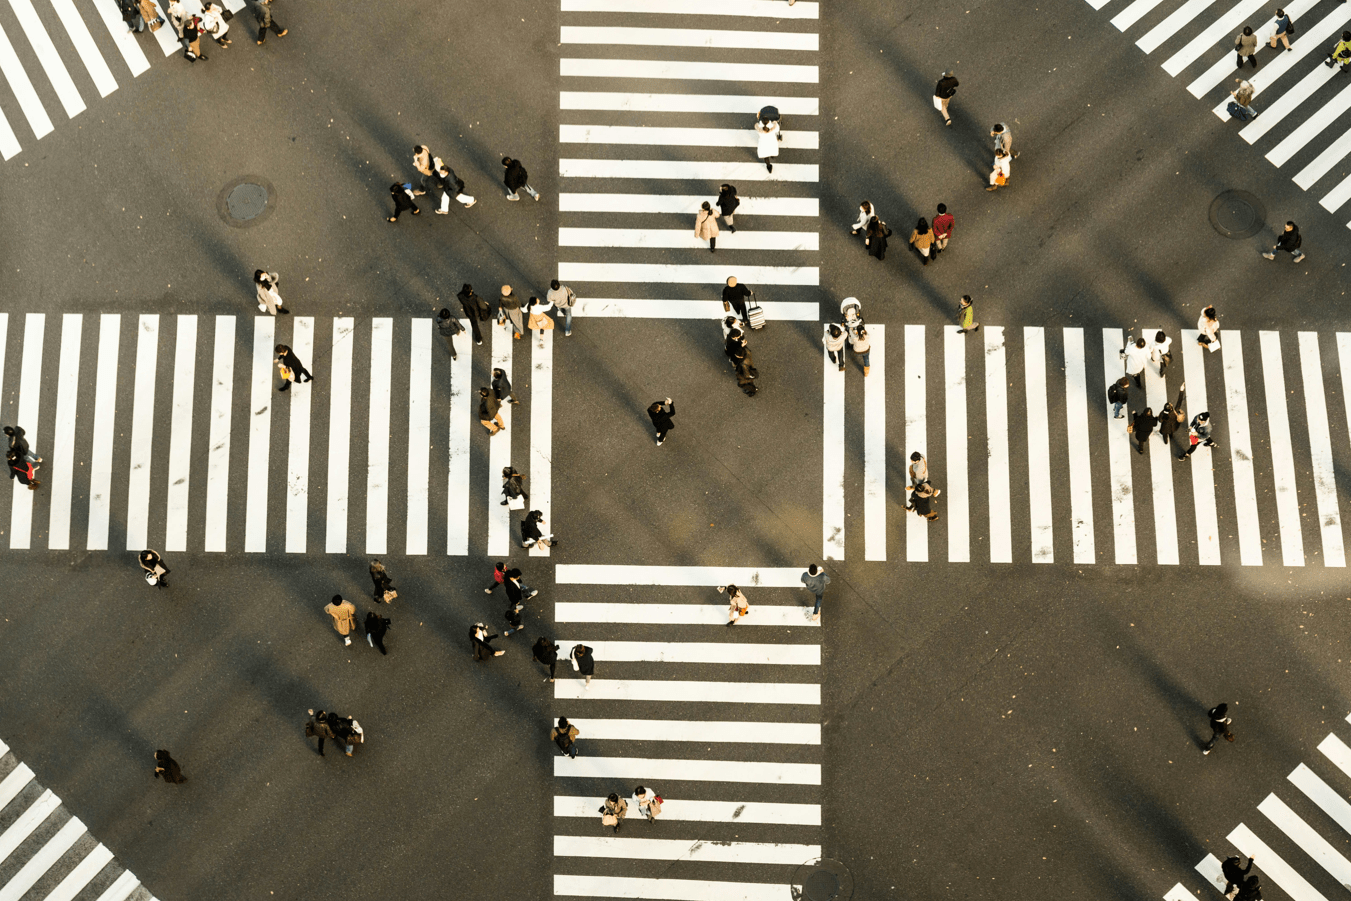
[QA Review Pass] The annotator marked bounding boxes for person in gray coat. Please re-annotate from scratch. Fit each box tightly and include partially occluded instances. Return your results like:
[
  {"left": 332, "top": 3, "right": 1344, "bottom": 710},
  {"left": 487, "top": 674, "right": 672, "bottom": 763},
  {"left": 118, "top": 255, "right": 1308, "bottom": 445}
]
[
  {"left": 800, "top": 564, "right": 830, "bottom": 620},
  {"left": 436, "top": 308, "right": 464, "bottom": 360},
  {"left": 251, "top": 0, "right": 286, "bottom": 43}
]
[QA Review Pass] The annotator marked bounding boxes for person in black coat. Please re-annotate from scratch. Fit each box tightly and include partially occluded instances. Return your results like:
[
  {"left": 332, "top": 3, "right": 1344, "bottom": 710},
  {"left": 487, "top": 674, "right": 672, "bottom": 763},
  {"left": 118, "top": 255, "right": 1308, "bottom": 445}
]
[
  {"left": 4, "top": 426, "right": 39, "bottom": 463},
  {"left": 365, "top": 610, "right": 390, "bottom": 655},
  {"left": 571, "top": 644, "right": 596, "bottom": 687},
  {"left": 389, "top": 183, "right": 419, "bottom": 222},
  {"left": 274, "top": 343, "right": 312, "bottom": 392},
  {"left": 470, "top": 623, "right": 504, "bottom": 659},
  {"left": 501, "top": 466, "right": 528, "bottom": 507},
  {"left": 865, "top": 216, "right": 890, "bottom": 260},
  {"left": 933, "top": 70, "right": 958, "bottom": 125},
  {"left": 502, "top": 156, "right": 540, "bottom": 201},
  {"left": 522, "top": 510, "right": 556, "bottom": 548},
  {"left": 649, "top": 398, "right": 675, "bottom": 445},
  {"left": 436, "top": 308, "right": 464, "bottom": 360},
  {"left": 1223, "top": 856, "right": 1255, "bottom": 896},
  {"left": 1130, "top": 407, "right": 1157, "bottom": 456},
  {"left": 504, "top": 568, "right": 537, "bottom": 604},
  {"left": 533, "top": 637, "right": 560, "bottom": 682},
  {"left": 457, "top": 283, "right": 491, "bottom": 346},
  {"left": 1158, "top": 386, "right": 1186, "bottom": 451},
  {"left": 716, "top": 184, "right": 740, "bottom": 232},
  {"left": 153, "top": 750, "right": 186, "bottom": 783}
]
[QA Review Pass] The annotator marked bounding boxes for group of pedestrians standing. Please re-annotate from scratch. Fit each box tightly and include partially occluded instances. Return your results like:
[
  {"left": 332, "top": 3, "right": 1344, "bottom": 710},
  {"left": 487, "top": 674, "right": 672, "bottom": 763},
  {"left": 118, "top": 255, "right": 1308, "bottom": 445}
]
[
  {"left": 120, "top": 0, "right": 286, "bottom": 62},
  {"left": 1113, "top": 322, "right": 1221, "bottom": 460}
]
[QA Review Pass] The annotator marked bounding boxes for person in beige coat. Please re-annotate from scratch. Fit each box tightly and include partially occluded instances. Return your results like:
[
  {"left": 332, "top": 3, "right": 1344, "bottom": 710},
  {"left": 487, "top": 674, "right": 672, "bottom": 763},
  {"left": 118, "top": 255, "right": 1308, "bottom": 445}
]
[
  {"left": 695, "top": 201, "right": 719, "bottom": 253},
  {"left": 254, "top": 270, "right": 289, "bottom": 315},
  {"left": 324, "top": 595, "right": 357, "bottom": 646}
]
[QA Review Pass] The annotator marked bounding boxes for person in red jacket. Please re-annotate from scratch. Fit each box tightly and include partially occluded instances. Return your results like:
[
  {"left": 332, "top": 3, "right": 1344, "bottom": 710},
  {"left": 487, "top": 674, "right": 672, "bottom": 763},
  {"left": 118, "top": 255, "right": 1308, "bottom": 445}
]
[{"left": 931, "top": 203, "right": 955, "bottom": 258}]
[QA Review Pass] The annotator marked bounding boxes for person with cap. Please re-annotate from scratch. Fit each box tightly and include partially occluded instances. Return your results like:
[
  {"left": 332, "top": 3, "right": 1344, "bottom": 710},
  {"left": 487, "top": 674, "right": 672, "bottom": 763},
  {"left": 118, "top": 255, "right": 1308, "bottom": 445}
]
[
  {"left": 933, "top": 70, "right": 958, "bottom": 124},
  {"left": 1180, "top": 410, "right": 1218, "bottom": 459}
]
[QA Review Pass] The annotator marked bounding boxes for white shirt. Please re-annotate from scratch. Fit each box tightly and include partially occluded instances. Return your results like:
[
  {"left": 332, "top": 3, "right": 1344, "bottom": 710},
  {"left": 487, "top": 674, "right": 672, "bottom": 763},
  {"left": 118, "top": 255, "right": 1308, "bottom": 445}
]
[
  {"left": 852, "top": 206, "right": 875, "bottom": 232},
  {"left": 909, "top": 458, "right": 928, "bottom": 484},
  {"left": 633, "top": 789, "right": 659, "bottom": 810},
  {"left": 1122, "top": 342, "right": 1149, "bottom": 375},
  {"left": 993, "top": 155, "right": 1011, "bottom": 177},
  {"left": 1198, "top": 312, "right": 1220, "bottom": 340},
  {"left": 1150, "top": 334, "right": 1172, "bottom": 362}
]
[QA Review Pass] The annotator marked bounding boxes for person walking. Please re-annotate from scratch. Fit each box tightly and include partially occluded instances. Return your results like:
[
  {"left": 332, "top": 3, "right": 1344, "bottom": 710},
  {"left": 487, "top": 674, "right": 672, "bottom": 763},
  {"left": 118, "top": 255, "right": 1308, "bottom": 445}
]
[
  {"left": 1197, "top": 306, "right": 1221, "bottom": 352},
  {"left": 200, "top": 1, "right": 230, "bottom": 46},
  {"left": 370, "top": 559, "right": 395, "bottom": 603},
  {"left": 166, "top": 0, "right": 185, "bottom": 39},
  {"left": 987, "top": 149, "right": 1011, "bottom": 191},
  {"left": 716, "top": 183, "right": 740, "bottom": 232},
  {"left": 1270, "top": 8, "right": 1293, "bottom": 52},
  {"left": 498, "top": 286, "right": 524, "bottom": 339},
  {"left": 908, "top": 452, "right": 928, "bottom": 487},
  {"left": 470, "top": 622, "right": 505, "bottom": 659},
  {"left": 850, "top": 201, "right": 876, "bottom": 236},
  {"left": 956, "top": 294, "right": 979, "bottom": 334},
  {"left": 139, "top": 549, "right": 170, "bottom": 588},
  {"left": 1180, "top": 411, "right": 1219, "bottom": 459},
  {"left": 502, "top": 156, "right": 540, "bottom": 201},
  {"left": 600, "top": 793, "right": 628, "bottom": 832},
  {"left": 695, "top": 201, "right": 719, "bottom": 253},
  {"left": 754, "top": 114, "right": 780, "bottom": 173},
  {"left": 305, "top": 709, "right": 360, "bottom": 757},
  {"left": 865, "top": 216, "right": 890, "bottom": 260},
  {"left": 436, "top": 309, "right": 464, "bottom": 360},
  {"left": 1108, "top": 376, "right": 1130, "bottom": 419},
  {"left": 492, "top": 368, "right": 519, "bottom": 406},
  {"left": 275, "top": 343, "right": 312, "bottom": 392},
  {"left": 649, "top": 398, "right": 675, "bottom": 445},
  {"left": 479, "top": 388, "right": 505, "bottom": 436},
  {"left": 720, "top": 584, "right": 749, "bottom": 626},
  {"left": 152, "top": 750, "right": 186, "bottom": 784},
  {"left": 1325, "top": 30, "right": 1351, "bottom": 70},
  {"left": 5, "top": 426, "right": 41, "bottom": 464},
  {"left": 458, "top": 283, "right": 491, "bottom": 345},
  {"left": 548, "top": 280, "right": 578, "bottom": 336},
  {"left": 571, "top": 644, "right": 595, "bottom": 687},
  {"left": 388, "top": 182, "right": 419, "bottom": 222},
  {"left": 503, "top": 599, "right": 525, "bottom": 637},
  {"left": 1129, "top": 407, "right": 1157, "bottom": 455},
  {"left": 412, "top": 146, "right": 434, "bottom": 196},
  {"left": 324, "top": 595, "right": 357, "bottom": 646},
  {"left": 1202, "top": 702, "right": 1235, "bottom": 754},
  {"left": 908, "top": 218, "right": 934, "bottom": 265},
  {"left": 1234, "top": 875, "right": 1262, "bottom": 901},
  {"left": 1121, "top": 336, "right": 1149, "bottom": 389},
  {"left": 527, "top": 296, "right": 556, "bottom": 336},
  {"left": 250, "top": 0, "right": 286, "bottom": 44},
  {"left": 824, "top": 324, "right": 846, "bottom": 372},
  {"left": 433, "top": 156, "right": 476, "bottom": 211},
  {"left": 932, "top": 204, "right": 955, "bottom": 257},
  {"left": 522, "top": 510, "right": 556, "bottom": 549},
  {"left": 304, "top": 709, "right": 336, "bottom": 756},
  {"left": 254, "top": 270, "right": 289, "bottom": 315},
  {"left": 991, "top": 122, "right": 1016, "bottom": 158},
  {"left": 365, "top": 610, "right": 390, "bottom": 655},
  {"left": 533, "top": 637, "right": 560, "bottom": 682},
  {"left": 1223, "top": 856, "right": 1256, "bottom": 897},
  {"left": 1236, "top": 25, "right": 1259, "bottom": 67},
  {"left": 1229, "top": 78, "right": 1258, "bottom": 120},
  {"left": 933, "top": 70, "right": 958, "bottom": 125},
  {"left": 848, "top": 322, "right": 872, "bottom": 376},
  {"left": 501, "top": 466, "right": 529, "bottom": 508},
  {"left": 1159, "top": 385, "right": 1186, "bottom": 450},
  {"left": 906, "top": 482, "right": 941, "bottom": 521},
  {"left": 1261, "top": 221, "right": 1305, "bottom": 262},
  {"left": 118, "top": 0, "right": 145, "bottom": 33},
  {"left": 552, "top": 716, "right": 579, "bottom": 758},
  {"left": 504, "top": 568, "right": 539, "bottom": 604},
  {"left": 484, "top": 561, "right": 508, "bottom": 594},
  {"left": 1149, "top": 330, "right": 1173, "bottom": 375},
  {"left": 723, "top": 277, "right": 752, "bottom": 323},
  {"left": 800, "top": 564, "right": 829, "bottom": 621},
  {"left": 633, "top": 786, "right": 662, "bottom": 823}
]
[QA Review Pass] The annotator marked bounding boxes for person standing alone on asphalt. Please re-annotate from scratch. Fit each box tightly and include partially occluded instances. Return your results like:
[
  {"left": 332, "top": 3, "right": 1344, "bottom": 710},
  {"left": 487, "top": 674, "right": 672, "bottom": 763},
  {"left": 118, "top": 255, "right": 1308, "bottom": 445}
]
[
  {"left": 436, "top": 308, "right": 464, "bottom": 360},
  {"left": 502, "top": 156, "right": 540, "bottom": 201},
  {"left": 548, "top": 280, "right": 577, "bottom": 337},
  {"left": 933, "top": 70, "right": 958, "bottom": 125},
  {"left": 1108, "top": 377, "right": 1130, "bottom": 420},
  {"left": 931, "top": 204, "right": 954, "bottom": 257},
  {"left": 800, "top": 564, "right": 829, "bottom": 621},
  {"left": 254, "top": 270, "right": 289, "bottom": 315},
  {"left": 717, "top": 183, "right": 739, "bottom": 232},
  {"left": 956, "top": 295, "right": 979, "bottom": 334},
  {"left": 1262, "top": 221, "right": 1304, "bottom": 262},
  {"left": 324, "top": 595, "right": 357, "bottom": 646},
  {"left": 1202, "top": 702, "right": 1235, "bottom": 754},
  {"left": 695, "top": 201, "right": 719, "bottom": 253},
  {"left": 649, "top": 398, "right": 675, "bottom": 445},
  {"left": 1236, "top": 25, "right": 1258, "bottom": 68}
]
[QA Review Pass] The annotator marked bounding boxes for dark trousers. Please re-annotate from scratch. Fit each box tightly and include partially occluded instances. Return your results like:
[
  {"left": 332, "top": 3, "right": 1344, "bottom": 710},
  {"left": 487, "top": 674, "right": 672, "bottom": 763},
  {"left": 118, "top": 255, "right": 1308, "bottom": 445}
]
[
  {"left": 1237, "top": 53, "right": 1256, "bottom": 67},
  {"left": 1130, "top": 371, "right": 1143, "bottom": 390},
  {"left": 1203, "top": 721, "right": 1233, "bottom": 750},
  {"left": 392, "top": 193, "right": 417, "bottom": 219},
  {"left": 441, "top": 334, "right": 458, "bottom": 359},
  {"left": 465, "top": 316, "right": 483, "bottom": 344},
  {"left": 370, "top": 633, "right": 387, "bottom": 655},
  {"left": 828, "top": 349, "right": 844, "bottom": 370},
  {"left": 373, "top": 576, "right": 392, "bottom": 601},
  {"left": 655, "top": 427, "right": 670, "bottom": 442},
  {"left": 256, "top": 16, "right": 284, "bottom": 40},
  {"left": 1182, "top": 437, "right": 1215, "bottom": 457},
  {"left": 811, "top": 591, "right": 824, "bottom": 615}
]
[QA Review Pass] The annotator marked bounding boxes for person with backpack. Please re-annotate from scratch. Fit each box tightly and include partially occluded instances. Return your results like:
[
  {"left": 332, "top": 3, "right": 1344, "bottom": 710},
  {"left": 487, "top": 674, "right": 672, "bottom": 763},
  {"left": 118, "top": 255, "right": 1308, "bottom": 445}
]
[
  {"left": 1107, "top": 377, "right": 1130, "bottom": 420},
  {"left": 552, "top": 716, "right": 579, "bottom": 758}
]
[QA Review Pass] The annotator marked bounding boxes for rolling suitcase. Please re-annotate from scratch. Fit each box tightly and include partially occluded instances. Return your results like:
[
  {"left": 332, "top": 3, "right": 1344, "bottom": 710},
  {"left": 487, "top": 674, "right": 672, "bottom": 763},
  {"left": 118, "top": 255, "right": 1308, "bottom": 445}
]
[{"left": 746, "top": 292, "right": 766, "bottom": 330}]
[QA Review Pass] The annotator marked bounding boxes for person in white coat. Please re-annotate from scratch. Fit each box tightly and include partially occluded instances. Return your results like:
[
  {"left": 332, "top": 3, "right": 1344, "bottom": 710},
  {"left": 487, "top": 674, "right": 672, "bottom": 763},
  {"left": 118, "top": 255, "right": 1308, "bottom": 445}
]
[
  {"left": 201, "top": 1, "right": 231, "bottom": 46},
  {"left": 1149, "top": 330, "right": 1173, "bottom": 375},
  {"left": 254, "top": 270, "right": 289, "bottom": 315},
  {"left": 633, "top": 786, "right": 662, "bottom": 823},
  {"left": 987, "top": 149, "right": 1011, "bottom": 191},
  {"left": 755, "top": 116, "right": 781, "bottom": 173},
  {"left": 850, "top": 201, "right": 876, "bottom": 236},
  {"left": 1197, "top": 306, "right": 1221, "bottom": 352},
  {"left": 1120, "top": 336, "right": 1149, "bottom": 389}
]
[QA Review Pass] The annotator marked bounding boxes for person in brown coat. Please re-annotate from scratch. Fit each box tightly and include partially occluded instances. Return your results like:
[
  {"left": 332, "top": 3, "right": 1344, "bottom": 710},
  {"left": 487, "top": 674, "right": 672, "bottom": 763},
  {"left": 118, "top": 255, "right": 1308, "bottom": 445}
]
[
  {"left": 908, "top": 218, "right": 935, "bottom": 265},
  {"left": 695, "top": 201, "right": 719, "bottom": 253},
  {"left": 324, "top": 595, "right": 357, "bottom": 646}
]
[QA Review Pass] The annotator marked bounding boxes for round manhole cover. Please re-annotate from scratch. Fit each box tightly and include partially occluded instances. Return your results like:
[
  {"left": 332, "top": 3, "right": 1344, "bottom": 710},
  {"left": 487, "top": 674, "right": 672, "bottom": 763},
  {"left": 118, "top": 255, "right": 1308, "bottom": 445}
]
[
  {"left": 792, "top": 859, "right": 853, "bottom": 901},
  {"left": 1209, "top": 189, "right": 1266, "bottom": 239},
  {"left": 227, "top": 183, "right": 268, "bottom": 220}
]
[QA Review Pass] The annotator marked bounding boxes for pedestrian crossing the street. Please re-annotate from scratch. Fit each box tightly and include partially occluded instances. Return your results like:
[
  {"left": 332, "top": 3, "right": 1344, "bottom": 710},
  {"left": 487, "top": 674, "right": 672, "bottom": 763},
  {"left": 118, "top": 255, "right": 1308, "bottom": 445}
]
[
  {"left": 1086, "top": 0, "right": 1351, "bottom": 226},
  {"left": 1163, "top": 713, "right": 1351, "bottom": 901},
  {"left": 551, "top": 564, "right": 821, "bottom": 901},
  {"left": 0, "top": 735, "right": 157, "bottom": 901},
  {"left": 560, "top": 0, "right": 821, "bottom": 323}
]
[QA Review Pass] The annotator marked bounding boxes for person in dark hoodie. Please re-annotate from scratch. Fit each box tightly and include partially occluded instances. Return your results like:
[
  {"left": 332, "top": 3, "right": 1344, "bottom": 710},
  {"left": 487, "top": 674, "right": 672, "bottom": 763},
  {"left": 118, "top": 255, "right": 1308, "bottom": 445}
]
[
  {"left": 648, "top": 398, "right": 675, "bottom": 446},
  {"left": 502, "top": 156, "right": 540, "bottom": 201},
  {"left": 1261, "top": 221, "right": 1304, "bottom": 263},
  {"left": 716, "top": 184, "right": 740, "bottom": 232}
]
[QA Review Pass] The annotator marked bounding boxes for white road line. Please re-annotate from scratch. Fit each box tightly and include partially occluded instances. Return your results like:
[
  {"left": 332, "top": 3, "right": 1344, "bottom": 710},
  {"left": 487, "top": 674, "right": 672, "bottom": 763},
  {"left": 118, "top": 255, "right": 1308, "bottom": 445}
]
[
  {"left": 1260, "top": 791, "right": 1351, "bottom": 887},
  {"left": 1289, "top": 763, "right": 1351, "bottom": 835},
  {"left": 560, "top": 92, "right": 820, "bottom": 114},
  {"left": 49, "top": 0, "right": 116, "bottom": 97},
  {"left": 563, "top": 719, "right": 821, "bottom": 744},
  {"left": 1181, "top": 331, "right": 1221, "bottom": 564},
  {"left": 1241, "top": 64, "right": 1336, "bottom": 140},
  {"left": 9, "top": 313, "right": 42, "bottom": 549},
  {"left": 89, "top": 869, "right": 140, "bottom": 901},
  {"left": 44, "top": 842, "right": 114, "bottom": 901},
  {"left": 560, "top": 26, "right": 819, "bottom": 50},
  {"left": 945, "top": 327, "right": 970, "bottom": 562},
  {"left": 1102, "top": 329, "right": 1137, "bottom": 564},
  {"left": 0, "top": 102, "right": 17, "bottom": 159},
  {"left": 865, "top": 325, "right": 887, "bottom": 561},
  {"left": 47, "top": 314, "right": 80, "bottom": 550},
  {"left": 529, "top": 329, "right": 553, "bottom": 558},
  {"left": 559, "top": 227, "right": 819, "bottom": 250},
  {"left": 1340, "top": 337, "right": 1351, "bottom": 547},
  {"left": 1189, "top": 0, "right": 1320, "bottom": 97},
  {"left": 88, "top": 0, "right": 148, "bottom": 77},
  {"left": 554, "top": 835, "right": 819, "bottom": 865},
  {"left": 1024, "top": 327, "right": 1053, "bottom": 562},
  {"left": 559, "top": 193, "right": 819, "bottom": 216},
  {"left": 1267, "top": 82, "right": 1351, "bottom": 166},
  {"left": 1228, "top": 822, "right": 1330, "bottom": 901},
  {"left": 554, "top": 679, "right": 819, "bottom": 704},
  {"left": 575, "top": 299, "right": 818, "bottom": 319},
  {"left": 562, "top": 58, "right": 818, "bottom": 83},
  {"left": 559, "top": 262, "right": 818, "bottom": 286},
  {"left": 556, "top": 603, "right": 819, "bottom": 626},
  {"left": 0, "top": 814, "right": 85, "bottom": 901},
  {"left": 556, "top": 875, "right": 794, "bottom": 901},
  {"left": 86, "top": 314, "right": 115, "bottom": 550},
  {"left": 0, "top": 790, "right": 59, "bottom": 864},
  {"left": 1322, "top": 731, "right": 1351, "bottom": 778},
  {"left": 1112, "top": 0, "right": 1168, "bottom": 32},
  {"left": 555, "top": 756, "right": 820, "bottom": 785},
  {"left": 1295, "top": 125, "right": 1351, "bottom": 189},
  {"left": 902, "top": 325, "right": 926, "bottom": 561},
  {"left": 1063, "top": 328, "right": 1094, "bottom": 563},
  {"left": 1298, "top": 333, "right": 1344, "bottom": 565},
  {"left": 553, "top": 640, "right": 820, "bottom": 665},
  {"left": 204, "top": 316, "right": 234, "bottom": 552},
  {"left": 163, "top": 315, "right": 196, "bottom": 553},
  {"left": 0, "top": 764, "right": 32, "bottom": 810},
  {"left": 285, "top": 317, "right": 314, "bottom": 554},
  {"left": 244, "top": 317, "right": 274, "bottom": 553},
  {"left": 1320, "top": 170, "right": 1351, "bottom": 213},
  {"left": 406, "top": 319, "right": 430, "bottom": 555},
  {"left": 554, "top": 796, "right": 821, "bottom": 825},
  {"left": 1259, "top": 331, "right": 1304, "bottom": 566},
  {"left": 1143, "top": 332, "right": 1179, "bottom": 565},
  {"left": 560, "top": 124, "right": 819, "bottom": 149},
  {"left": 556, "top": 565, "right": 806, "bottom": 586},
  {"left": 326, "top": 318, "right": 354, "bottom": 554},
  {"left": 0, "top": 20, "right": 51, "bottom": 138},
  {"left": 447, "top": 319, "right": 471, "bottom": 555},
  {"left": 488, "top": 325, "right": 512, "bottom": 557},
  {"left": 1223, "top": 334, "right": 1263, "bottom": 564},
  {"left": 561, "top": 0, "right": 819, "bottom": 15},
  {"left": 561, "top": 159, "right": 818, "bottom": 182},
  {"left": 985, "top": 327, "right": 1012, "bottom": 563},
  {"left": 9, "top": 0, "right": 84, "bottom": 118},
  {"left": 1086, "top": 0, "right": 1112, "bottom": 9},
  {"left": 124, "top": 314, "right": 157, "bottom": 551},
  {"left": 1138, "top": 0, "right": 1219, "bottom": 53},
  {"left": 1163, "top": 0, "right": 1269, "bottom": 75},
  {"left": 1194, "top": 855, "right": 1227, "bottom": 893},
  {"left": 366, "top": 318, "right": 393, "bottom": 555},
  {"left": 1213, "top": 2, "right": 1351, "bottom": 115}
]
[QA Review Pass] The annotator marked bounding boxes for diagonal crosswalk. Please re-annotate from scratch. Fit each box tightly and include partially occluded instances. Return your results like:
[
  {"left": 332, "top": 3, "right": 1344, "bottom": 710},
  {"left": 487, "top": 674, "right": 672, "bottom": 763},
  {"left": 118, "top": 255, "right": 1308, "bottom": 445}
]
[{"left": 1087, "top": 0, "right": 1351, "bottom": 226}]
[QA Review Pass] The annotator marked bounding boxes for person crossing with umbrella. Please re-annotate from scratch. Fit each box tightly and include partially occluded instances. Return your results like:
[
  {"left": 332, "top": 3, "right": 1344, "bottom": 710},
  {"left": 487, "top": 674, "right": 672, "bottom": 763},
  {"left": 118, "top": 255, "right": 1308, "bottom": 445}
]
[{"left": 754, "top": 106, "right": 781, "bottom": 174}]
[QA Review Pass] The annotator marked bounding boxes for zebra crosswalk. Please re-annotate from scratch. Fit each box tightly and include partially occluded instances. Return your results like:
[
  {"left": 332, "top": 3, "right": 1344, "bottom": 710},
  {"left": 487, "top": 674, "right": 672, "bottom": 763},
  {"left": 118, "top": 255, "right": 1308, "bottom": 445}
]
[
  {"left": 0, "top": 735, "right": 157, "bottom": 901},
  {"left": 1086, "top": 0, "right": 1351, "bottom": 225},
  {"left": 1164, "top": 713, "right": 1351, "bottom": 901},
  {"left": 551, "top": 564, "right": 821, "bottom": 901}
]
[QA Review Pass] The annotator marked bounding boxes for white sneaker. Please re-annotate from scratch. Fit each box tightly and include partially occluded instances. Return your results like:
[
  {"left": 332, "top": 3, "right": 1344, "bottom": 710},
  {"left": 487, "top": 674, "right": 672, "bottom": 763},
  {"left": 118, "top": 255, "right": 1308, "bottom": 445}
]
[{"left": 344, "top": 636, "right": 352, "bottom": 646}]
